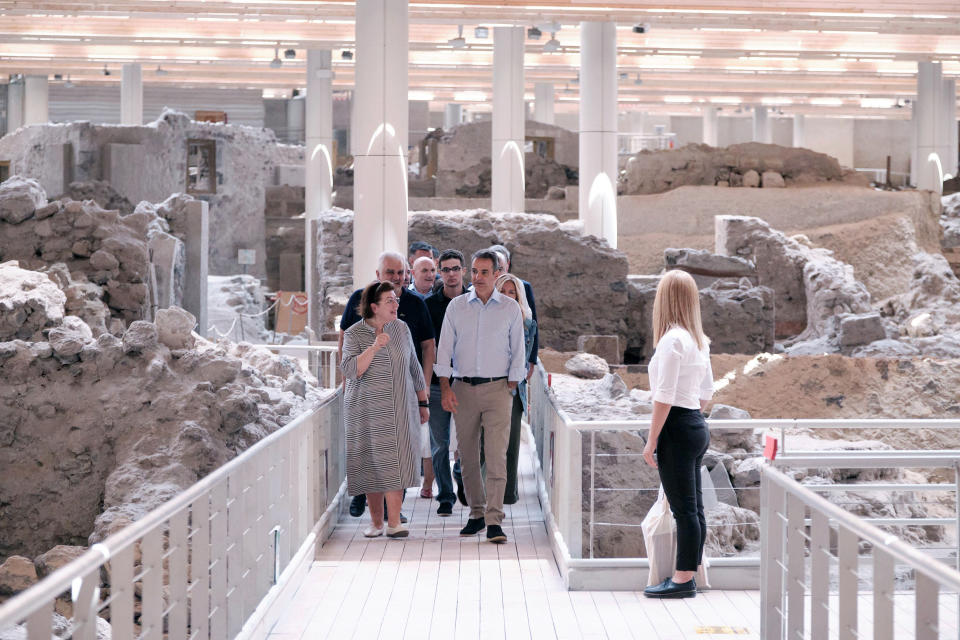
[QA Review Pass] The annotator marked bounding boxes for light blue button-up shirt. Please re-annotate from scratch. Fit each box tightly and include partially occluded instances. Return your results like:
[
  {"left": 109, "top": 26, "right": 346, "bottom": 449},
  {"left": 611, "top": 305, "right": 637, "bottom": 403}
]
[{"left": 433, "top": 288, "right": 527, "bottom": 383}]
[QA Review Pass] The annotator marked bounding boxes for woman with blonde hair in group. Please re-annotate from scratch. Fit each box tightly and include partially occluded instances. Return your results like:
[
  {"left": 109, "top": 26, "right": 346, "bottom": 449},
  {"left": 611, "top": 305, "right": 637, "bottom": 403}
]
[
  {"left": 495, "top": 273, "right": 537, "bottom": 505},
  {"left": 641, "top": 270, "right": 714, "bottom": 598}
]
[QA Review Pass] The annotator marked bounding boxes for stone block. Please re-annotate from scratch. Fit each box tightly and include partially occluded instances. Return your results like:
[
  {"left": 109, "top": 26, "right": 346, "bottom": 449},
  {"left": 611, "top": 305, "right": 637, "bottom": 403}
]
[
  {"left": 577, "top": 334, "right": 621, "bottom": 365},
  {"left": 275, "top": 164, "right": 306, "bottom": 187},
  {"left": 761, "top": 170, "right": 785, "bottom": 188},
  {"left": 564, "top": 352, "right": 609, "bottom": 379},
  {"left": 742, "top": 169, "right": 760, "bottom": 188},
  {"left": 839, "top": 312, "right": 886, "bottom": 347}
]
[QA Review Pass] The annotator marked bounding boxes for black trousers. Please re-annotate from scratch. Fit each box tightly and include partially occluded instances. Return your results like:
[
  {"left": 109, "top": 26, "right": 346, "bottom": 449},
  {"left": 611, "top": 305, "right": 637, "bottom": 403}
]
[{"left": 655, "top": 406, "right": 710, "bottom": 572}]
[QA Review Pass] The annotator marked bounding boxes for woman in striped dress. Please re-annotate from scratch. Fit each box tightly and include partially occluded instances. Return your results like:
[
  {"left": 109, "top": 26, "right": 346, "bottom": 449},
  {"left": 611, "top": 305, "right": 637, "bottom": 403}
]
[{"left": 341, "top": 281, "right": 429, "bottom": 538}]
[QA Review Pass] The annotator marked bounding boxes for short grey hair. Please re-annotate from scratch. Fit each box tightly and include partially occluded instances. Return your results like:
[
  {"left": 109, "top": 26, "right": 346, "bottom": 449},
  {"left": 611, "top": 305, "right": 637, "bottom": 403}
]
[
  {"left": 471, "top": 249, "right": 503, "bottom": 271},
  {"left": 377, "top": 250, "right": 406, "bottom": 272}
]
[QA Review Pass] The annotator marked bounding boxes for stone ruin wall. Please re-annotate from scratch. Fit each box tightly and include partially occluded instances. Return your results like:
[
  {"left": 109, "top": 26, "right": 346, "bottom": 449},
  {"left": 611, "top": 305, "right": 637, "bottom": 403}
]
[{"left": 0, "top": 112, "right": 306, "bottom": 280}]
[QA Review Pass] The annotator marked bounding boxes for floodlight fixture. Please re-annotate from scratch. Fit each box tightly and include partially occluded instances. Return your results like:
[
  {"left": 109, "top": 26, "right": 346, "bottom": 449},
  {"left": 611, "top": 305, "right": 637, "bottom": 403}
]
[
  {"left": 270, "top": 46, "right": 282, "bottom": 68},
  {"left": 543, "top": 33, "right": 561, "bottom": 52},
  {"left": 448, "top": 25, "right": 466, "bottom": 49},
  {"left": 527, "top": 26, "right": 542, "bottom": 40},
  {"left": 102, "top": 64, "right": 110, "bottom": 76},
  {"left": 341, "top": 49, "right": 353, "bottom": 60},
  {"left": 155, "top": 65, "right": 169, "bottom": 76},
  {"left": 474, "top": 26, "right": 489, "bottom": 39},
  {"left": 633, "top": 23, "right": 650, "bottom": 34},
  {"left": 284, "top": 48, "right": 296, "bottom": 59}
]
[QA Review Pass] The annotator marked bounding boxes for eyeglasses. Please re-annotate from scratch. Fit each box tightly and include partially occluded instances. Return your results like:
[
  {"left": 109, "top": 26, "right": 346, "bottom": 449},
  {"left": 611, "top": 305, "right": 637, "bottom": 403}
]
[{"left": 440, "top": 266, "right": 462, "bottom": 273}]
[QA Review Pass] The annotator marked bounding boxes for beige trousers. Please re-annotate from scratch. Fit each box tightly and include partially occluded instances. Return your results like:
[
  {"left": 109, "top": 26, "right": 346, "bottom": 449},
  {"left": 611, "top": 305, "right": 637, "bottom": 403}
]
[{"left": 453, "top": 378, "right": 513, "bottom": 525}]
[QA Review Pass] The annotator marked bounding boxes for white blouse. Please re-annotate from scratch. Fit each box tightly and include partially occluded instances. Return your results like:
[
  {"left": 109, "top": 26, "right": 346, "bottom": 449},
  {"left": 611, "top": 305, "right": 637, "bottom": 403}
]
[{"left": 648, "top": 326, "right": 714, "bottom": 410}]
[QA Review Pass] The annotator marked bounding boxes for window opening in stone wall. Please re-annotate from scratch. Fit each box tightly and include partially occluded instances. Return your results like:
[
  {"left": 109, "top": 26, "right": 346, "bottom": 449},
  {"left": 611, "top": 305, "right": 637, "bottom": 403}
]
[
  {"left": 526, "top": 136, "right": 555, "bottom": 161},
  {"left": 0, "top": 161, "right": 10, "bottom": 183},
  {"left": 195, "top": 110, "right": 228, "bottom": 124},
  {"left": 186, "top": 139, "right": 217, "bottom": 195}
]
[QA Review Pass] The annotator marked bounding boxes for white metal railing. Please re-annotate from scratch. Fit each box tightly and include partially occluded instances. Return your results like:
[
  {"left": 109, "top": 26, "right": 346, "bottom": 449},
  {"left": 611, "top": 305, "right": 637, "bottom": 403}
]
[
  {"left": 528, "top": 365, "right": 960, "bottom": 590},
  {"left": 761, "top": 463, "right": 960, "bottom": 640},
  {"left": 258, "top": 342, "right": 339, "bottom": 388},
  {"left": 0, "top": 390, "right": 345, "bottom": 640}
]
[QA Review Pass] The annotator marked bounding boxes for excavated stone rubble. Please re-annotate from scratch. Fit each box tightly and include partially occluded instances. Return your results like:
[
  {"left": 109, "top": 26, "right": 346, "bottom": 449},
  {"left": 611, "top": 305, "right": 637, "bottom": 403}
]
[
  {"left": 620, "top": 142, "right": 869, "bottom": 195},
  {"left": 0, "top": 261, "right": 322, "bottom": 573}
]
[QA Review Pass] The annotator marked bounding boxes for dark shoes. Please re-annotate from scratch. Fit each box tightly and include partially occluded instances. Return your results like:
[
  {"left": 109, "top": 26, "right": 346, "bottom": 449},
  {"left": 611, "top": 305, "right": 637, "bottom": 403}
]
[
  {"left": 643, "top": 577, "right": 697, "bottom": 599},
  {"left": 437, "top": 502, "right": 453, "bottom": 517},
  {"left": 486, "top": 525, "right": 507, "bottom": 544},
  {"left": 460, "top": 518, "right": 486, "bottom": 536},
  {"left": 349, "top": 494, "right": 367, "bottom": 518}
]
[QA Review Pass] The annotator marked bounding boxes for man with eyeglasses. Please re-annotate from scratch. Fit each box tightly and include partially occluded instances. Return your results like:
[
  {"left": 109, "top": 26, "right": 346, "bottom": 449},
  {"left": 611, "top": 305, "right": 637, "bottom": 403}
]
[
  {"left": 423, "top": 249, "right": 470, "bottom": 516},
  {"left": 339, "top": 250, "right": 435, "bottom": 520}
]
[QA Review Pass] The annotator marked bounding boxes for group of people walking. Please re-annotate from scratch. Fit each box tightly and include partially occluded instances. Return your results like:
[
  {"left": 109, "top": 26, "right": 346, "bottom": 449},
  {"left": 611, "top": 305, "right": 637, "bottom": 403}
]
[
  {"left": 339, "top": 243, "right": 537, "bottom": 544},
  {"left": 338, "top": 241, "right": 715, "bottom": 597}
]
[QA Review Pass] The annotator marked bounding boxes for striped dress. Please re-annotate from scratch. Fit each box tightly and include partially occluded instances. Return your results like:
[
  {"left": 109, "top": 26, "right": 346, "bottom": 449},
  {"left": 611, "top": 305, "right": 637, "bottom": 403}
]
[{"left": 341, "top": 319, "right": 425, "bottom": 496}]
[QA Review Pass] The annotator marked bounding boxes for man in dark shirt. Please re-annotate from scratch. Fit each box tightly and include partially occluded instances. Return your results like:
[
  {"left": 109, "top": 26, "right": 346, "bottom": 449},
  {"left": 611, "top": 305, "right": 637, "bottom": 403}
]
[
  {"left": 338, "top": 250, "right": 435, "bottom": 518},
  {"left": 424, "top": 249, "right": 469, "bottom": 516}
]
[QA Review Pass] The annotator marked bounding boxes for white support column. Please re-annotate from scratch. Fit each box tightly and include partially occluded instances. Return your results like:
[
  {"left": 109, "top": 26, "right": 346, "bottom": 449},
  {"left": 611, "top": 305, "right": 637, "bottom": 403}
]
[
  {"left": 286, "top": 96, "right": 305, "bottom": 143},
  {"left": 491, "top": 26, "right": 525, "bottom": 213},
  {"left": 702, "top": 106, "right": 718, "bottom": 146},
  {"left": 443, "top": 103, "right": 461, "bottom": 130},
  {"left": 578, "top": 21, "right": 618, "bottom": 248},
  {"left": 752, "top": 105, "right": 771, "bottom": 143},
  {"left": 915, "top": 61, "right": 943, "bottom": 192},
  {"left": 121, "top": 63, "right": 143, "bottom": 125},
  {"left": 305, "top": 49, "right": 334, "bottom": 331},
  {"left": 22, "top": 75, "right": 48, "bottom": 125},
  {"left": 6, "top": 80, "right": 24, "bottom": 132},
  {"left": 792, "top": 114, "right": 806, "bottom": 148},
  {"left": 941, "top": 77, "right": 958, "bottom": 179},
  {"left": 534, "top": 82, "right": 555, "bottom": 124},
  {"left": 352, "top": 0, "right": 409, "bottom": 289}
]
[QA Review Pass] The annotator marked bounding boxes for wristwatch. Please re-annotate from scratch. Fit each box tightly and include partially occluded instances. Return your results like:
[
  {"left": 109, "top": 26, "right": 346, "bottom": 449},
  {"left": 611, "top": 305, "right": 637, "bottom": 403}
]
[{"left": 418, "top": 401, "right": 429, "bottom": 407}]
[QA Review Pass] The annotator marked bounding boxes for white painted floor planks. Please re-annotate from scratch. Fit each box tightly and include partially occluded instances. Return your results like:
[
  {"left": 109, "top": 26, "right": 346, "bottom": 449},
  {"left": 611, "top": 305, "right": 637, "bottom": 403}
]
[
  {"left": 265, "top": 437, "right": 763, "bottom": 640},
  {"left": 265, "top": 436, "right": 960, "bottom": 640}
]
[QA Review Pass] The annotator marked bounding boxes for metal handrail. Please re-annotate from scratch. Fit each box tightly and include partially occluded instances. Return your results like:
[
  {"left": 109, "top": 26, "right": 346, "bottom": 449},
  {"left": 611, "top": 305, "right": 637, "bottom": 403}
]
[
  {"left": 0, "top": 389, "right": 345, "bottom": 639},
  {"left": 761, "top": 463, "right": 960, "bottom": 639}
]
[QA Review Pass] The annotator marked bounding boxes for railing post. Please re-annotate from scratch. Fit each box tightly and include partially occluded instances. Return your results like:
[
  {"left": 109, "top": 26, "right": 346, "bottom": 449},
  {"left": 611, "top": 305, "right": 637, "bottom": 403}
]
[
  {"left": 786, "top": 493, "right": 805, "bottom": 639},
  {"left": 873, "top": 547, "right": 894, "bottom": 640},
  {"left": 838, "top": 528, "right": 858, "bottom": 640},
  {"left": 761, "top": 467, "right": 784, "bottom": 640},
  {"left": 810, "top": 510, "right": 830, "bottom": 639}
]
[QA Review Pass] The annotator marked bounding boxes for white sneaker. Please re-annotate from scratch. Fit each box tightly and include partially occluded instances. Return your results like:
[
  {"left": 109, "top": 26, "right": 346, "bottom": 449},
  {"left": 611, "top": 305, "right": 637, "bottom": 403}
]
[
  {"left": 363, "top": 524, "right": 383, "bottom": 538},
  {"left": 385, "top": 524, "right": 409, "bottom": 538}
]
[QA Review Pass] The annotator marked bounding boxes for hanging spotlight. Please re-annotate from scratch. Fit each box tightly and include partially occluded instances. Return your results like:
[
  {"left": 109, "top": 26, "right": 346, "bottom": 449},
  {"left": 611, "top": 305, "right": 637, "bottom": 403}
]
[
  {"left": 155, "top": 65, "right": 169, "bottom": 76},
  {"left": 102, "top": 64, "right": 110, "bottom": 76},
  {"left": 527, "top": 26, "right": 542, "bottom": 40},
  {"left": 284, "top": 48, "right": 296, "bottom": 59},
  {"left": 64, "top": 75, "right": 74, "bottom": 89},
  {"left": 543, "top": 32, "right": 561, "bottom": 53},
  {"left": 269, "top": 46, "right": 282, "bottom": 68},
  {"left": 634, "top": 72, "right": 643, "bottom": 85},
  {"left": 474, "top": 26, "right": 489, "bottom": 39},
  {"left": 341, "top": 50, "right": 353, "bottom": 60},
  {"left": 448, "top": 25, "right": 466, "bottom": 49}
]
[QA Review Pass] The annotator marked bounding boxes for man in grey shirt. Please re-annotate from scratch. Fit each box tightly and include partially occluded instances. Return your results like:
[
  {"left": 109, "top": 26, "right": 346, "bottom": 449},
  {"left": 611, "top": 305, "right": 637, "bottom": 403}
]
[{"left": 434, "top": 249, "right": 526, "bottom": 544}]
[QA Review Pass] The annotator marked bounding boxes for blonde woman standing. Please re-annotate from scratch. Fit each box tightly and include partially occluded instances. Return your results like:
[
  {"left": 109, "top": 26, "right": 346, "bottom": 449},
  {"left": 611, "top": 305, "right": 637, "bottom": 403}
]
[{"left": 642, "top": 270, "right": 714, "bottom": 598}]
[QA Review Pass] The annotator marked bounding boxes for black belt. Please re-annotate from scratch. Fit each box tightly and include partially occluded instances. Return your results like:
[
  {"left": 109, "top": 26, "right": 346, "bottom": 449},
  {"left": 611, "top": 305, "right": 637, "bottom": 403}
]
[{"left": 456, "top": 376, "right": 507, "bottom": 386}]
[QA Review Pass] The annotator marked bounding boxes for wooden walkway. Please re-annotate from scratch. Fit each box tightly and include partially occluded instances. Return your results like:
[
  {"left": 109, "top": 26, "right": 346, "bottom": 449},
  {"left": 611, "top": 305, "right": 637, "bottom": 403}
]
[{"left": 265, "top": 437, "right": 762, "bottom": 640}]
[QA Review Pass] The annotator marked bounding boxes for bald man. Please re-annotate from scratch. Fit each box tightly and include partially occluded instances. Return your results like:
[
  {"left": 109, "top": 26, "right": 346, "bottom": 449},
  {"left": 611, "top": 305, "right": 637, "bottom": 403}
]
[{"left": 408, "top": 255, "right": 438, "bottom": 298}]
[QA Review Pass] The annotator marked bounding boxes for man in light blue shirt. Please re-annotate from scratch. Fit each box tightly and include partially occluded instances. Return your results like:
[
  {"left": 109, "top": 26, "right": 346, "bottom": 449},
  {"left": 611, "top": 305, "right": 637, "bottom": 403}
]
[{"left": 435, "top": 249, "right": 526, "bottom": 544}]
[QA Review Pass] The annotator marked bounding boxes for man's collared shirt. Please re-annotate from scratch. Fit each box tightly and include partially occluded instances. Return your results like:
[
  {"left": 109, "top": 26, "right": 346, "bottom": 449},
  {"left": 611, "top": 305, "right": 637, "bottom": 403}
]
[
  {"left": 407, "top": 282, "right": 433, "bottom": 299},
  {"left": 433, "top": 288, "right": 526, "bottom": 383},
  {"left": 340, "top": 287, "right": 434, "bottom": 365}
]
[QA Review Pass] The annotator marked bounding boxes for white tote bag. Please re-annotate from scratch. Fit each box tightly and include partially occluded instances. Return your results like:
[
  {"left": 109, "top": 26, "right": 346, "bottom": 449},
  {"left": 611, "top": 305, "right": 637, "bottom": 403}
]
[{"left": 641, "top": 486, "right": 710, "bottom": 588}]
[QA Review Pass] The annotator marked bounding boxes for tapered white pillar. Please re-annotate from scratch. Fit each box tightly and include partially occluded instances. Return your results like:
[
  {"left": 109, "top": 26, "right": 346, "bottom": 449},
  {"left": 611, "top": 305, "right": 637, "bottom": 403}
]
[
  {"left": 305, "top": 49, "right": 334, "bottom": 330},
  {"left": 702, "top": 106, "right": 718, "bottom": 146},
  {"left": 792, "top": 114, "right": 806, "bottom": 148},
  {"left": 579, "top": 22, "right": 618, "bottom": 248},
  {"left": 6, "top": 80, "right": 23, "bottom": 132},
  {"left": 534, "top": 82, "right": 555, "bottom": 124},
  {"left": 121, "top": 63, "right": 143, "bottom": 125},
  {"left": 287, "top": 96, "right": 305, "bottom": 143},
  {"left": 22, "top": 76, "right": 48, "bottom": 125},
  {"left": 752, "top": 105, "right": 770, "bottom": 143},
  {"left": 941, "top": 77, "right": 957, "bottom": 179},
  {"left": 491, "top": 26, "right": 525, "bottom": 213},
  {"left": 444, "top": 103, "right": 461, "bottom": 130},
  {"left": 352, "top": 0, "right": 408, "bottom": 289},
  {"left": 915, "top": 62, "right": 943, "bottom": 192}
]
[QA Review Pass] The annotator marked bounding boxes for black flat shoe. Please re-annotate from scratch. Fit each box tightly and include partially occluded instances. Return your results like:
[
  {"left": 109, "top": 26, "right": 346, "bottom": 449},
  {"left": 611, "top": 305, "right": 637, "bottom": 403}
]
[
  {"left": 437, "top": 502, "right": 453, "bottom": 517},
  {"left": 349, "top": 494, "right": 366, "bottom": 518},
  {"left": 460, "top": 518, "right": 486, "bottom": 536},
  {"left": 486, "top": 525, "right": 507, "bottom": 544},
  {"left": 643, "top": 577, "right": 696, "bottom": 599},
  {"left": 456, "top": 478, "right": 467, "bottom": 506}
]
